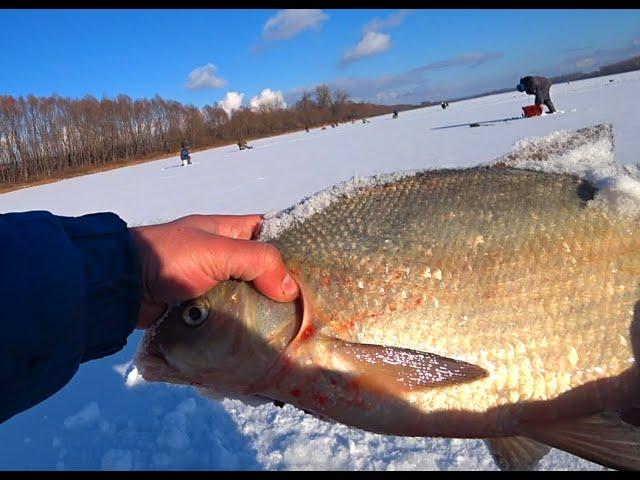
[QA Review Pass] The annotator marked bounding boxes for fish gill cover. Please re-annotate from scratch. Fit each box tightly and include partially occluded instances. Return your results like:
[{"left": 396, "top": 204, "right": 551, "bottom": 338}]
[{"left": 259, "top": 124, "right": 640, "bottom": 241}]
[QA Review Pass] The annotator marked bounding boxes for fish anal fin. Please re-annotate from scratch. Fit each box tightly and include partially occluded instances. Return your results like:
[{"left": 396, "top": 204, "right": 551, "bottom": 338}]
[
  {"left": 320, "top": 336, "right": 488, "bottom": 393},
  {"left": 485, "top": 436, "right": 550, "bottom": 471},
  {"left": 522, "top": 411, "right": 640, "bottom": 471}
]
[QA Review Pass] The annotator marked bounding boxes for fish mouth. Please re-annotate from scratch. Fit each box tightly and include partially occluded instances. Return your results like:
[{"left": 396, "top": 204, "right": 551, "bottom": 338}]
[{"left": 135, "top": 307, "right": 195, "bottom": 386}]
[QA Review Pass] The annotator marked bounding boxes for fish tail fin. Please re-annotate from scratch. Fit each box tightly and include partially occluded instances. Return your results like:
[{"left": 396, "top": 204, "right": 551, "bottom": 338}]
[
  {"left": 485, "top": 436, "right": 550, "bottom": 470},
  {"left": 521, "top": 411, "right": 640, "bottom": 471}
]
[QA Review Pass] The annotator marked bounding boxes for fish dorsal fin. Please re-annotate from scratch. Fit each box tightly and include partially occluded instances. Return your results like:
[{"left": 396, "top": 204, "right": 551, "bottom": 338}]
[
  {"left": 521, "top": 411, "right": 640, "bottom": 471},
  {"left": 485, "top": 436, "right": 550, "bottom": 471},
  {"left": 318, "top": 336, "right": 488, "bottom": 392}
]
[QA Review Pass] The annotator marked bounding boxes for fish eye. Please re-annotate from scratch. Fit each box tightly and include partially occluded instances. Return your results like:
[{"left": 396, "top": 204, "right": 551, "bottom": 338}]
[{"left": 181, "top": 300, "right": 210, "bottom": 327}]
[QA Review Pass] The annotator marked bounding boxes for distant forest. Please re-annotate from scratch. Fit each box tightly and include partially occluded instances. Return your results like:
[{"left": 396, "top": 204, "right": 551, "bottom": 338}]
[
  {"left": 2, "top": 54, "right": 639, "bottom": 189},
  {"left": 0, "top": 84, "right": 411, "bottom": 187},
  {"left": 421, "top": 54, "right": 640, "bottom": 106}
]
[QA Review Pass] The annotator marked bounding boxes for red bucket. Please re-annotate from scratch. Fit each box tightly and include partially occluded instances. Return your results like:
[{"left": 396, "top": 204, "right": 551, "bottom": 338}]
[{"left": 522, "top": 105, "right": 543, "bottom": 118}]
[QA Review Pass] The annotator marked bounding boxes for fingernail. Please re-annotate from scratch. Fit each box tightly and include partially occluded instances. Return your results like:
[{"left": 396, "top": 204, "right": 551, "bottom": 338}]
[{"left": 282, "top": 273, "right": 298, "bottom": 296}]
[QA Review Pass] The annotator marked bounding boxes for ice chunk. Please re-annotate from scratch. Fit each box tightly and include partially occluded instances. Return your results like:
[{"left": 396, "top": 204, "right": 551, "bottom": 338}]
[{"left": 487, "top": 124, "right": 619, "bottom": 183}]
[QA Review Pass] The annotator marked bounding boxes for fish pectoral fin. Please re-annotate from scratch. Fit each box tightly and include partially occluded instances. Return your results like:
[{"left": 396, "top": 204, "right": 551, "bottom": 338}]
[
  {"left": 320, "top": 336, "right": 488, "bottom": 392},
  {"left": 485, "top": 436, "right": 550, "bottom": 471},
  {"left": 521, "top": 411, "right": 640, "bottom": 471}
]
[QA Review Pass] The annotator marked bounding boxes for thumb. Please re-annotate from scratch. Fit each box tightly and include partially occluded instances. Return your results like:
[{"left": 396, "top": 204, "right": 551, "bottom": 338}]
[{"left": 207, "top": 236, "right": 299, "bottom": 303}]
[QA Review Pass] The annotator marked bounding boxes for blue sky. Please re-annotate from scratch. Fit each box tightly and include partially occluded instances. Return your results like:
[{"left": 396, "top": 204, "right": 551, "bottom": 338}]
[{"left": 1, "top": 9, "right": 640, "bottom": 109}]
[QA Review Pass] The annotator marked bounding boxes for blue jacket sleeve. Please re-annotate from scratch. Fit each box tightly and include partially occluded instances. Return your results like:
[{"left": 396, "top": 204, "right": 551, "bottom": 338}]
[{"left": 0, "top": 211, "right": 142, "bottom": 424}]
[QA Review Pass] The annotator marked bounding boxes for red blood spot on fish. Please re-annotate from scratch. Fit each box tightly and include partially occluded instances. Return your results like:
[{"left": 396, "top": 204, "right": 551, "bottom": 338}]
[
  {"left": 300, "top": 325, "right": 315, "bottom": 341},
  {"left": 291, "top": 389, "right": 301, "bottom": 398}
]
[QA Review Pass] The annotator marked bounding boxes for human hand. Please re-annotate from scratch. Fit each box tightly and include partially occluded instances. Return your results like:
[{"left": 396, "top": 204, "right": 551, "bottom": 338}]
[{"left": 129, "top": 214, "right": 299, "bottom": 329}]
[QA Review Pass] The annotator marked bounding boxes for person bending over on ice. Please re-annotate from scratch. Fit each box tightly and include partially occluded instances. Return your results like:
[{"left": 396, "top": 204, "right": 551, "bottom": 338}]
[
  {"left": 517, "top": 76, "right": 557, "bottom": 114},
  {"left": 180, "top": 142, "right": 192, "bottom": 166},
  {"left": 237, "top": 139, "right": 253, "bottom": 151}
]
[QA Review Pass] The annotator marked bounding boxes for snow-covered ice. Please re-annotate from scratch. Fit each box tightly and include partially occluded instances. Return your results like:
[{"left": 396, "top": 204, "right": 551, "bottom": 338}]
[{"left": 1, "top": 71, "right": 640, "bottom": 470}]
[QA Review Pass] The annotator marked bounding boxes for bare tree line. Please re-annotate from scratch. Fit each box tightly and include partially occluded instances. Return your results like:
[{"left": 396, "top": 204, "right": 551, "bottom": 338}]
[{"left": 0, "top": 85, "right": 411, "bottom": 186}]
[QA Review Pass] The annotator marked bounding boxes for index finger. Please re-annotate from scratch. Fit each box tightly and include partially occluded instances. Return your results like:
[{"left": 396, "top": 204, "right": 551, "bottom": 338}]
[
  {"left": 179, "top": 214, "right": 264, "bottom": 240},
  {"left": 203, "top": 235, "right": 299, "bottom": 303}
]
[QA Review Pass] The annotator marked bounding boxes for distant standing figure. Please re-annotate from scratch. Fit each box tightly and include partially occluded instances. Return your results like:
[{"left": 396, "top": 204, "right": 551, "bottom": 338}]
[
  {"left": 237, "top": 139, "right": 253, "bottom": 151},
  {"left": 180, "top": 143, "right": 192, "bottom": 166},
  {"left": 392, "top": 110, "right": 398, "bottom": 119},
  {"left": 517, "top": 76, "right": 557, "bottom": 113}
]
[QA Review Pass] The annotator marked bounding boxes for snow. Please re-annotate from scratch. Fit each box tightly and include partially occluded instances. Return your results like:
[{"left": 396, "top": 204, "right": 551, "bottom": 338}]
[
  {"left": 63, "top": 402, "right": 101, "bottom": 430},
  {"left": 2, "top": 71, "right": 640, "bottom": 470}
]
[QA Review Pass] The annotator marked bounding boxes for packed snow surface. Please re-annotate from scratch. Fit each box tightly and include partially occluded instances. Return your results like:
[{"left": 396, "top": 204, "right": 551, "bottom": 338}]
[{"left": 2, "top": 71, "right": 640, "bottom": 470}]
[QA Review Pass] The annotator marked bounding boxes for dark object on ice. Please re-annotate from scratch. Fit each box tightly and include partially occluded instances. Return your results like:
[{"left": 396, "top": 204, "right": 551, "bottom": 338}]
[
  {"left": 392, "top": 110, "right": 398, "bottom": 119},
  {"left": 522, "top": 104, "right": 543, "bottom": 118},
  {"left": 305, "top": 125, "right": 310, "bottom": 133},
  {"left": 609, "top": 79, "right": 615, "bottom": 83},
  {"left": 432, "top": 115, "right": 522, "bottom": 130},
  {"left": 362, "top": 118, "right": 370, "bottom": 124},
  {"left": 180, "top": 142, "right": 192, "bottom": 166},
  {"left": 469, "top": 123, "right": 480, "bottom": 128},
  {"left": 517, "top": 76, "right": 556, "bottom": 113},
  {"left": 441, "top": 102, "right": 450, "bottom": 110},
  {"left": 237, "top": 139, "right": 253, "bottom": 150},
  {"left": 273, "top": 400, "right": 285, "bottom": 408}
]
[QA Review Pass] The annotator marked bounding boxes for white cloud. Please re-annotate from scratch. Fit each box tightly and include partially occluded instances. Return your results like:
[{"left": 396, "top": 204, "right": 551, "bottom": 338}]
[
  {"left": 185, "top": 63, "right": 226, "bottom": 90},
  {"left": 249, "top": 88, "right": 287, "bottom": 111},
  {"left": 218, "top": 91, "right": 245, "bottom": 116},
  {"left": 342, "top": 31, "right": 391, "bottom": 65},
  {"left": 363, "top": 9, "right": 413, "bottom": 33},
  {"left": 263, "top": 9, "right": 328, "bottom": 41}
]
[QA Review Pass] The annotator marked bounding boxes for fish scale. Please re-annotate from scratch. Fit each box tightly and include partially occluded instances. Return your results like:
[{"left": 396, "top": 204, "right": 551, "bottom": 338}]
[{"left": 268, "top": 168, "right": 640, "bottom": 430}]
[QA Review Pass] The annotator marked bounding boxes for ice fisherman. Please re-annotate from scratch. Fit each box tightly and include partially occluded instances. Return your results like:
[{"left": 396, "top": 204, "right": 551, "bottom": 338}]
[
  {"left": 237, "top": 139, "right": 253, "bottom": 151},
  {"left": 392, "top": 110, "right": 398, "bottom": 119},
  {"left": 0, "top": 211, "right": 299, "bottom": 424},
  {"left": 517, "top": 76, "right": 557, "bottom": 114},
  {"left": 180, "top": 142, "right": 192, "bottom": 166}
]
